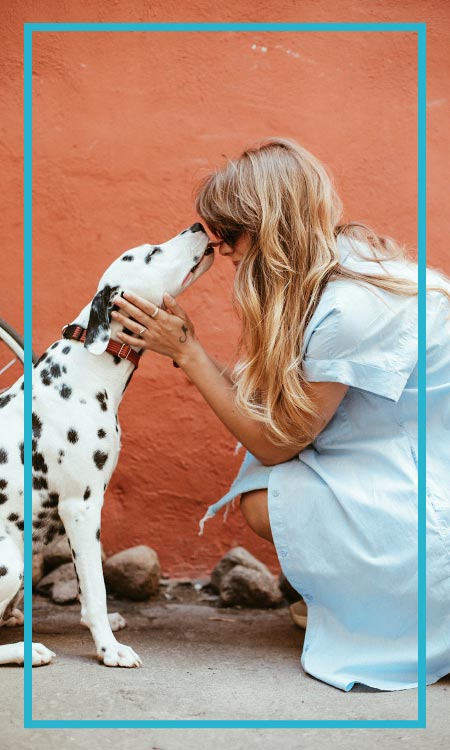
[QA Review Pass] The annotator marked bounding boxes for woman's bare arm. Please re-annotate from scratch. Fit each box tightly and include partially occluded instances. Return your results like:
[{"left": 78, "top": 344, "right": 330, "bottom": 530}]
[
  {"left": 178, "top": 340, "right": 348, "bottom": 466},
  {"left": 111, "top": 291, "right": 348, "bottom": 466}
]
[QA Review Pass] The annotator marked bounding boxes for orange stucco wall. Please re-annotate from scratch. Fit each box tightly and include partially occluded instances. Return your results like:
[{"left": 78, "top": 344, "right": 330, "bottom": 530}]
[{"left": 1, "top": 1, "right": 449, "bottom": 576}]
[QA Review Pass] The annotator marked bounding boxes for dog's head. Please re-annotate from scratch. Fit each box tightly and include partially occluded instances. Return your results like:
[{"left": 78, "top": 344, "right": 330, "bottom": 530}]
[{"left": 84, "top": 223, "right": 215, "bottom": 355}]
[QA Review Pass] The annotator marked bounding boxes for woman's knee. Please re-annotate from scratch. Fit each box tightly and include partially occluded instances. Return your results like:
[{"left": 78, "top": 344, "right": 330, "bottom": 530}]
[{"left": 240, "top": 489, "right": 273, "bottom": 543}]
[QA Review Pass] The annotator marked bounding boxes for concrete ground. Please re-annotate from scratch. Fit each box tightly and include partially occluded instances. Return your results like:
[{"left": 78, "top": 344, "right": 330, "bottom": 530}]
[{"left": 0, "top": 593, "right": 449, "bottom": 749}]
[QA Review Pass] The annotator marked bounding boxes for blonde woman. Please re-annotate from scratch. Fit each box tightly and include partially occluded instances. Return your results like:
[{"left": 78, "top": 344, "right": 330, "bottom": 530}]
[{"left": 112, "top": 138, "right": 450, "bottom": 692}]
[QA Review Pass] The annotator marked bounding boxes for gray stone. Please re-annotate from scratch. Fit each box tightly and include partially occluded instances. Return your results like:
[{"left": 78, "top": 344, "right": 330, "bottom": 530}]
[
  {"left": 32, "top": 551, "right": 45, "bottom": 587},
  {"left": 35, "top": 561, "right": 78, "bottom": 604},
  {"left": 210, "top": 546, "right": 270, "bottom": 592},
  {"left": 103, "top": 545, "right": 160, "bottom": 601},
  {"left": 52, "top": 577, "right": 79, "bottom": 604},
  {"left": 43, "top": 536, "right": 72, "bottom": 573},
  {"left": 219, "top": 564, "right": 284, "bottom": 608}
]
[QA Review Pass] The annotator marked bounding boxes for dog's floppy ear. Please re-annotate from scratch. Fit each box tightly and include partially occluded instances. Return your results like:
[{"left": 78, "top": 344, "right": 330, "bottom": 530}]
[{"left": 85, "top": 284, "right": 120, "bottom": 355}]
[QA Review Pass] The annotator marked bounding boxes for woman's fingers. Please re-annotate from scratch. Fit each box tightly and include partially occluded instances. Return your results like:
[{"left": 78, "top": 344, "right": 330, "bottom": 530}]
[
  {"left": 114, "top": 329, "right": 146, "bottom": 348},
  {"left": 110, "top": 310, "right": 147, "bottom": 337},
  {"left": 163, "top": 293, "right": 195, "bottom": 334},
  {"left": 162, "top": 293, "right": 186, "bottom": 319},
  {"left": 113, "top": 292, "right": 167, "bottom": 325}
]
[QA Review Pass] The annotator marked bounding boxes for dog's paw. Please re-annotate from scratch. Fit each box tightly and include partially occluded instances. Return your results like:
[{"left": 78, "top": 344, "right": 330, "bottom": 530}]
[
  {"left": 108, "top": 612, "right": 127, "bottom": 632},
  {"left": 12, "top": 642, "right": 56, "bottom": 666},
  {"left": 4, "top": 608, "right": 24, "bottom": 627},
  {"left": 98, "top": 642, "right": 142, "bottom": 668}
]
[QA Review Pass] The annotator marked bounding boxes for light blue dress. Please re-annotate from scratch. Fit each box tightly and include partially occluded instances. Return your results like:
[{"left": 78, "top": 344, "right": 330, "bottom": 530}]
[{"left": 200, "top": 236, "right": 450, "bottom": 691}]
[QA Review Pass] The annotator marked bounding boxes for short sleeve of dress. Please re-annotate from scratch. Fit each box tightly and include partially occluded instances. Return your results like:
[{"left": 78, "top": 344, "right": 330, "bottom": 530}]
[{"left": 301, "top": 280, "right": 418, "bottom": 402}]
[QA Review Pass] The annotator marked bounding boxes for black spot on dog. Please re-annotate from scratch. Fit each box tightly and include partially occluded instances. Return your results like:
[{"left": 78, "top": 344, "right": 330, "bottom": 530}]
[
  {"left": 58, "top": 449, "right": 65, "bottom": 464},
  {"left": 144, "top": 246, "right": 162, "bottom": 264},
  {"left": 0, "top": 494, "right": 8, "bottom": 505},
  {"left": 20, "top": 382, "right": 24, "bottom": 391},
  {"left": 32, "top": 452, "right": 48, "bottom": 474},
  {"left": 97, "top": 429, "right": 106, "bottom": 439},
  {"left": 42, "top": 492, "right": 59, "bottom": 508},
  {"left": 8, "top": 513, "right": 19, "bottom": 522},
  {"left": 0, "top": 449, "right": 8, "bottom": 464},
  {"left": 113, "top": 355, "right": 122, "bottom": 365},
  {"left": 83, "top": 486, "right": 91, "bottom": 500},
  {"left": 32, "top": 413, "right": 43, "bottom": 439},
  {"left": 40, "top": 369, "right": 52, "bottom": 386},
  {"left": 67, "top": 429, "right": 79, "bottom": 444},
  {"left": 58, "top": 526, "right": 65, "bottom": 535},
  {"left": 121, "top": 255, "right": 134, "bottom": 262},
  {"left": 96, "top": 528, "right": 101, "bottom": 541},
  {"left": 93, "top": 451, "right": 108, "bottom": 470},
  {"left": 33, "top": 475, "right": 48, "bottom": 490},
  {"left": 96, "top": 391, "right": 108, "bottom": 412},
  {"left": 101, "top": 646, "right": 106, "bottom": 653},
  {"left": 19, "top": 443, "right": 24, "bottom": 465},
  {"left": 50, "top": 363, "right": 62, "bottom": 378},
  {"left": 38, "top": 511, "right": 47, "bottom": 519},
  {"left": 50, "top": 342, "right": 59, "bottom": 350},
  {"left": 0, "top": 479, "right": 7, "bottom": 489},
  {"left": 32, "top": 520, "right": 42, "bottom": 529},
  {"left": 15, "top": 520, "right": 24, "bottom": 531},
  {"left": 0, "top": 566, "right": 8, "bottom": 577},
  {"left": 62, "top": 366, "right": 67, "bottom": 374},
  {"left": 72, "top": 549, "right": 77, "bottom": 559},
  {"left": 0, "top": 394, "right": 11, "bottom": 408},
  {"left": 44, "top": 527, "right": 57, "bottom": 545},
  {"left": 62, "top": 346, "right": 71, "bottom": 355},
  {"left": 60, "top": 384, "right": 72, "bottom": 399}
]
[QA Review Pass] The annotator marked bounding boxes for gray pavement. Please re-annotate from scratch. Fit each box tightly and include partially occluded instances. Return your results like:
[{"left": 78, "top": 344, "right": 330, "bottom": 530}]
[{"left": 0, "top": 594, "right": 449, "bottom": 748}]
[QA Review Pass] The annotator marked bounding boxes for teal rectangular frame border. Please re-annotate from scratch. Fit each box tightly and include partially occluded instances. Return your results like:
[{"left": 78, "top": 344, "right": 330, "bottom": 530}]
[{"left": 23, "top": 21, "right": 427, "bottom": 729}]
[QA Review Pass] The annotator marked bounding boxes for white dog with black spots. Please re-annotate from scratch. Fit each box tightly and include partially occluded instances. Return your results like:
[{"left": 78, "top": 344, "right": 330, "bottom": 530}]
[{"left": 0, "top": 223, "right": 214, "bottom": 667}]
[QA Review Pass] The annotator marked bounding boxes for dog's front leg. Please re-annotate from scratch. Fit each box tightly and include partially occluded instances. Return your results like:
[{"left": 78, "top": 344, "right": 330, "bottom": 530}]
[{"left": 58, "top": 496, "right": 142, "bottom": 668}]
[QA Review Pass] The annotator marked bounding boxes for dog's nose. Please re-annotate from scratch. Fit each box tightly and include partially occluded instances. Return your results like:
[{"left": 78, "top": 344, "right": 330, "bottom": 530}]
[{"left": 190, "top": 222, "right": 206, "bottom": 234}]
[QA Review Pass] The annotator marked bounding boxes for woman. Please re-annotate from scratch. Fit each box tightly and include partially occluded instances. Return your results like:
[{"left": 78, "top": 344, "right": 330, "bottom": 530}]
[{"left": 112, "top": 137, "right": 450, "bottom": 692}]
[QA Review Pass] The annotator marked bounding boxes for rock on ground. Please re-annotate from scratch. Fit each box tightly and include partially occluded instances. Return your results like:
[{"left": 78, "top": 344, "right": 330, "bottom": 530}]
[
  {"left": 35, "top": 562, "right": 79, "bottom": 604},
  {"left": 211, "top": 547, "right": 283, "bottom": 608},
  {"left": 103, "top": 545, "right": 160, "bottom": 600}
]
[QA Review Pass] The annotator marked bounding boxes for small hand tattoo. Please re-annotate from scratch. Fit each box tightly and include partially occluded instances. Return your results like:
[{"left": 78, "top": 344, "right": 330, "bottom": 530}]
[{"left": 179, "top": 324, "right": 188, "bottom": 343}]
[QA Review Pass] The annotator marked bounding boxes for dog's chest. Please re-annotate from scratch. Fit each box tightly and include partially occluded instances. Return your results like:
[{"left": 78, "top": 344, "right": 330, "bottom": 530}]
[{"left": 0, "top": 341, "right": 125, "bottom": 548}]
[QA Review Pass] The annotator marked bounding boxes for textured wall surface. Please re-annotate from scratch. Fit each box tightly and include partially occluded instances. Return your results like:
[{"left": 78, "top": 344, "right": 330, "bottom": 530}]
[{"left": 1, "top": 1, "right": 449, "bottom": 576}]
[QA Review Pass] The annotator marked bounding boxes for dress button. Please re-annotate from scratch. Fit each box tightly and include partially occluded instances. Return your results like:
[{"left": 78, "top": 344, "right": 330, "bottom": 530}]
[
  {"left": 272, "top": 489, "right": 280, "bottom": 497},
  {"left": 279, "top": 547, "right": 288, "bottom": 558}
]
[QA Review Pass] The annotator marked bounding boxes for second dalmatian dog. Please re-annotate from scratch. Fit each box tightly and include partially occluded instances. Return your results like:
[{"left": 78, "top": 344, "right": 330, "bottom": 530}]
[{"left": 0, "top": 223, "right": 214, "bottom": 668}]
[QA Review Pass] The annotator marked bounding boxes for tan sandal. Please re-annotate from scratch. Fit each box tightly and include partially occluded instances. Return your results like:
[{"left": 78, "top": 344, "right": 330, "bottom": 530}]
[{"left": 289, "top": 599, "right": 308, "bottom": 629}]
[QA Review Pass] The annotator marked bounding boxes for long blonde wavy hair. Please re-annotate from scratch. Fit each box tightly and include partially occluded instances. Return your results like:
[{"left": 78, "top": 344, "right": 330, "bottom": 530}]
[{"left": 195, "top": 137, "right": 450, "bottom": 449}]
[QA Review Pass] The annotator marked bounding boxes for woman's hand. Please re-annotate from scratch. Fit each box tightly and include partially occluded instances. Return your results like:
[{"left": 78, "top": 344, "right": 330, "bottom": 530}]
[{"left": 111, "top": 291, "right": 199, "bottom": 365}]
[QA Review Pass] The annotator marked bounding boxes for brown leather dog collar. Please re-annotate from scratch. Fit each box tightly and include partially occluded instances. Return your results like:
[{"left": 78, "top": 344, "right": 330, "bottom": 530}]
[{"left": 61, "top": 324, "right": 141, "bottom": 369}]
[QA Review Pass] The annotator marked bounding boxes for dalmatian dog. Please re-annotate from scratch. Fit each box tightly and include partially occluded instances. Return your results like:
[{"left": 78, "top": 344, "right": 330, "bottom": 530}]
[{"left": 0, "top": 222, "right": 214, "bottom": 667}]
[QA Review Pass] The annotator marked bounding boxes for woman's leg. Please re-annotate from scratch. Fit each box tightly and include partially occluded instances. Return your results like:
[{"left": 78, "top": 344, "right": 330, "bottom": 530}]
[{"left": 240, "top": 489, "right": 273, "bottom": 543}]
